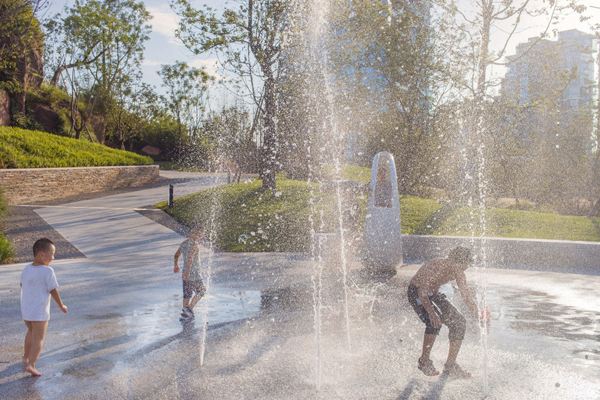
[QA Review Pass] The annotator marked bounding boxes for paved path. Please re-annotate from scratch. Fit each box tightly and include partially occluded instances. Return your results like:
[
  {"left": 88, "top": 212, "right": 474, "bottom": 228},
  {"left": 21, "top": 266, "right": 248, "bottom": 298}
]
[
  {"left": 0, "top": 171, "right": 598, "bottom": 399},
  {"left": 0, "top": 171, "right": 317, "bottom": 399}
]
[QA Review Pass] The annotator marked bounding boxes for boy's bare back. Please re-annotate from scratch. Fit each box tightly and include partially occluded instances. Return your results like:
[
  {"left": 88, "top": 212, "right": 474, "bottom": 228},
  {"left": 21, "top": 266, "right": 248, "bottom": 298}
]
[{"left": 410, "top": 258, "right": 464, "bottom": 292}]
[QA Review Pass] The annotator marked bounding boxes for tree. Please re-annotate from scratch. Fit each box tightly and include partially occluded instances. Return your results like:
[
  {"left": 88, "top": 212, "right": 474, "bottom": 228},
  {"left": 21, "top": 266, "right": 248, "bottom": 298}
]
[
  {"left": 202, "top": 106, "right": 258, "bottom": 172},
  {"left": 158, "top": 61, "right": 212, "bottom": 139},
  {"left": 0, "top": 0, "right": 45, "bottom": 117},
  {"left": 172, "top": 0, "right": 292, "bottom": 191},
  {"left": 320, "top": 1, "right": 461, "bottom": 194},
  {"left": 106, "top": 80, "right": 157, "bottom": 150},
  {"left": 586, "top": 8, "right": 600, "bottom": 215},
  {"left": 59, "top": 64, "right": 98, "bottom": 139},
  {"left": 45, "top": 0, "right": 151, "bottom": 143},
  {"left": 433, "top": 0, "right": 588, "bottom": 208}
]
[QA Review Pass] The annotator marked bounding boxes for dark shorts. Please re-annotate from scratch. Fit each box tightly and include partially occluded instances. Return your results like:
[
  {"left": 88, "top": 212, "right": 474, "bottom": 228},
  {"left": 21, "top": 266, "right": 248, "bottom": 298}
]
[
  {"left": 407, "top": 284, "right": 466, "bottom": 340},
  {"left": 183, "top": 280, "right": 206, "bottom": 299}
]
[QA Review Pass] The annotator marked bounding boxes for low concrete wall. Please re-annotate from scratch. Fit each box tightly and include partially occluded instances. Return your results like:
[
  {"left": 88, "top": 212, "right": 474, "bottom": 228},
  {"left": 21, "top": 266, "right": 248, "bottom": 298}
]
[
  {"left": 0, "top": 165, "right": 159, "bottom": 204},
  {"left": 403, "top": 234, "right": 600, "bottom": 274}
]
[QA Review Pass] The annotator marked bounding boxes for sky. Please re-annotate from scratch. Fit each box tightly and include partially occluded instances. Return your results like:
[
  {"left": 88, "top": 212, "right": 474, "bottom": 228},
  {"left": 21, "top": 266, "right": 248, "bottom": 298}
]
[{"left": 43, "top": 0, "right": 600, "bottom": 105}]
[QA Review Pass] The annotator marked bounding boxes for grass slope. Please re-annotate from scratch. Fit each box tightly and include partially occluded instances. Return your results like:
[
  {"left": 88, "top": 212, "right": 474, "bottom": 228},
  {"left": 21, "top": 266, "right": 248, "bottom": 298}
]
[
  {"left": 160, "top": 178, "right": 338, "bottom": 252},
  {"left": 161, "top": 177, "right": 600, "bottom": 252},
  {"left": 436, "top": 207, "right": 600, "bottom": 242},
  {"left": 0, "top": 127, "right": 152, "bottom": 168}
]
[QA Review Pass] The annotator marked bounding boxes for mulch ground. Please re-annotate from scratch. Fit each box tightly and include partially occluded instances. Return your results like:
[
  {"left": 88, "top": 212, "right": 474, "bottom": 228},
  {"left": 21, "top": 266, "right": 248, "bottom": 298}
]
[{"left": 3, "top": 206, "right": 85, "bottom": 264}]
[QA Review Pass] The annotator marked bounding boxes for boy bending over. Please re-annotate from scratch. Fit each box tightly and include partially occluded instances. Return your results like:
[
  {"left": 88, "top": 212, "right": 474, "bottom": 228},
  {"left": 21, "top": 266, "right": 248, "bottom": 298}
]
[{"left": 407, "top": 247, "right": 486, "bottom": 379}]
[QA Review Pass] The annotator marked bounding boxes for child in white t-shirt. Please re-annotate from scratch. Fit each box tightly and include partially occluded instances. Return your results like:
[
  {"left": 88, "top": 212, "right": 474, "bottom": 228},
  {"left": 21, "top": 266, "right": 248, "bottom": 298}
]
[{"left": 20, "top": 238, "right": 68, "bottom": 377}]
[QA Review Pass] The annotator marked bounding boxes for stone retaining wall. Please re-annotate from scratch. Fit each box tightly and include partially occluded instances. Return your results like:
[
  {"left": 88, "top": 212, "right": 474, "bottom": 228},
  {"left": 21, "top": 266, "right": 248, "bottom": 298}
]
[
  {"left": 0, "top": 165, "right": 159, "bottom": 204},
  {"left": 402, "top": 234, "right": 600, "bottom": 274}
]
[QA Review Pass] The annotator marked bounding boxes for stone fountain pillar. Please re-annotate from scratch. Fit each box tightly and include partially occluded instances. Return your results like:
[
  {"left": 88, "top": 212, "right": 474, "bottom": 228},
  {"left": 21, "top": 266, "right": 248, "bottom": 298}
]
[{"left": 363, "top": 152, "right": 403, "bottom": 272}]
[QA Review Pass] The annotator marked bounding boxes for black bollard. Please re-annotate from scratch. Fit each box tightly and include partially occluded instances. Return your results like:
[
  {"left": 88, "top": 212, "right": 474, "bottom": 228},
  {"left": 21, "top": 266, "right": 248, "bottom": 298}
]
[{"left": 168, "top": 184, "right": 174, "bottom": 208}]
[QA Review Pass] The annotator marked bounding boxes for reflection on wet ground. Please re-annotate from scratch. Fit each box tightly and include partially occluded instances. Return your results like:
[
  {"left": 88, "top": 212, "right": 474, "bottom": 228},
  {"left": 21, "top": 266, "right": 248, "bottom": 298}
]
[
  {"left": 0, "top": 287, "right": 261, "bottom": 393},
  {"left": 261, "top": 274, "right": 600, "bottom": 356},
  {"left": 1, "top": 269, "right": 599, "bottom": 399},
  {"left": 258, "top": 275, "right": 600, "bottom": 380},
  {"left": 498, "top": 288, "right": 599, "bottom": 342},
  {"left": 487, "top": 286, "right": 600, "bottom": 371}
]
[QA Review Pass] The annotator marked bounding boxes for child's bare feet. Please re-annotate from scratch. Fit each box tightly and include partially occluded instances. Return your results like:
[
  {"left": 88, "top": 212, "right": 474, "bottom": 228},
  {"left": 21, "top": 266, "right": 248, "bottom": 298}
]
[
  {"left": 25, "top": 365, "right": 42, "bottom": 377},
  {"left": 442, "top": 363, "right": 471, "bottom": 379},
  {"left": 418, "top": 357, "right": 440, "bottom": 376},
  {"left": 22, "top": 357, "right": 29, "bottom": 371}
]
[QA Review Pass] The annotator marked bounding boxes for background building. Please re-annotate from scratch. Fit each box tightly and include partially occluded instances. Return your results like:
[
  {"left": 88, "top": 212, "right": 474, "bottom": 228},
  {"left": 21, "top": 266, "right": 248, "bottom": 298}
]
[{"left": 502, "top": 29, "right": 597, "bottom": 110}]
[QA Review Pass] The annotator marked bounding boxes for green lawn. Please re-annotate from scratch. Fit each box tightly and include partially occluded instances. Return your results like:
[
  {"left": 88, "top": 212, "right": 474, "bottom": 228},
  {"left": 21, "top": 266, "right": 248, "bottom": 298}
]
[
  {"left": 436, "top": 207, "right": 600, "bottom": 242},
  {"left": 0, "top": 127, "right": 153, "bottom": 168},
  {"left": 160, "top": 177, "right": 600, "bottom": 252},
  {"left": 322, "top": 163, "right": 372, "bottom": 184},
  {"left": 159, "top": 178, "right": 338, "bottom": 252}
]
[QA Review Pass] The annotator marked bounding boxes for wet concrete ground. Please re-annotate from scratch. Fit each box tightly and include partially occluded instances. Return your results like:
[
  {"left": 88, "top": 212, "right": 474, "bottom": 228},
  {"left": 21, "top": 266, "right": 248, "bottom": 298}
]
[
  {"left": 1, "top": 172, "right": 598, "bottom": 399},
  {"left": 0, "top": 260, "right": 598, "bottom": 400}
]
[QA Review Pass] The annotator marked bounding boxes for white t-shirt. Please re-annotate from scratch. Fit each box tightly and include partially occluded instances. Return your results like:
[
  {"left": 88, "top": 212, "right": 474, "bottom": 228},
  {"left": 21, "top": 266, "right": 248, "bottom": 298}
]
[{"left": 20, "top": 264, "right": 59, "bottom": 321}]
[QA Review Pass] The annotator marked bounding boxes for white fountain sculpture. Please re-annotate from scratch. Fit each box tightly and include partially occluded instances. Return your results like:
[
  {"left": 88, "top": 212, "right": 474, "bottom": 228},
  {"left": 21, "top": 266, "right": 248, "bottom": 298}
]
[{"left": 363, "top": 151, "right": 403, "bottom": 272}]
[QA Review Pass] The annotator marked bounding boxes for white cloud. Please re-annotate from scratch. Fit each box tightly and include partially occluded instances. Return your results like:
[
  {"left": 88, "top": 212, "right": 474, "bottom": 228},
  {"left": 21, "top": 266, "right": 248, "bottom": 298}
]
[
  {"left": 142, "top": 59, "right": 163, "bottom": 67},
  {"left": 147, "top": 6, "right": 180, "bottom": 44},
  {"left": 189, "top": 58, "right": 224, "bottom": 80}
]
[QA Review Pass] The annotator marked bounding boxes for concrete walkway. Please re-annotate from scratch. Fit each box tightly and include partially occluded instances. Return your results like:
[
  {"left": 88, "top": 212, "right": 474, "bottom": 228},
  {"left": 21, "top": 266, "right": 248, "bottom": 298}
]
[{"left": 0, "top": 172, "right": 311, "bottom": 398}]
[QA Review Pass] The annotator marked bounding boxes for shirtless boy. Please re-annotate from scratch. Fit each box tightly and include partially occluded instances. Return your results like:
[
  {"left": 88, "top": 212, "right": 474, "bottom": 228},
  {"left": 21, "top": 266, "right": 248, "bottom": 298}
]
[{"left": 407, "top": 246, "right": 483, "bottom": 379}]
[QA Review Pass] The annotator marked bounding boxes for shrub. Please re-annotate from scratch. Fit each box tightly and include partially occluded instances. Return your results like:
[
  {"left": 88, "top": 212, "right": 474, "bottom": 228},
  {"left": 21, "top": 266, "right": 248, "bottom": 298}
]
[{"left": 0, "top": 235, "right": 12, "bottom": 263}]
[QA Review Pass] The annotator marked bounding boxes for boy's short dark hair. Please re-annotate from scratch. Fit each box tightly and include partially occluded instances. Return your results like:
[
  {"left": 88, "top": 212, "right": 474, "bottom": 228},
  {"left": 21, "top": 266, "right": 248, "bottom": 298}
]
[
  {"left": 33, "top": 238, "right": 55, "bottom": 256},
  {"left": 189, "top": 226, "right": 204, "bottom": 236},
  {"left": 448, "top": 246, "right": 473, "bottom": 265}
]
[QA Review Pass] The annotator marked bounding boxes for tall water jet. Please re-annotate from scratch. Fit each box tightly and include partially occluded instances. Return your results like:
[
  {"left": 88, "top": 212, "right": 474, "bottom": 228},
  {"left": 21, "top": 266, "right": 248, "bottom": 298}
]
[
  {"left": 303, "top": 0, "right": 353, "bottom": 355},
  {"left": 474, "top": 114, "right": 491, "bottom": 396},
  {"left": 198, "top": 171, "right": 221, "bottom": 367},
  {"left": 461, "top": 101, "right": 491, "bottom": 394},
  {"left": 308, "top": 150, "right": 324, "bottom": 389},
  {"left": 311, "top": 215, "right": 325, "bottom": 390},
  {"left": 317, "top": 0, "right": 351, "bottom": 352}
]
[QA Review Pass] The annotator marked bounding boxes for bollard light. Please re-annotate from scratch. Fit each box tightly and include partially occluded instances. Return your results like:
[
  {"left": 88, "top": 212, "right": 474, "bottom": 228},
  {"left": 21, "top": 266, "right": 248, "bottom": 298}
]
[{"left": 168, "top": 184, "right": 174, "bottom": 208}]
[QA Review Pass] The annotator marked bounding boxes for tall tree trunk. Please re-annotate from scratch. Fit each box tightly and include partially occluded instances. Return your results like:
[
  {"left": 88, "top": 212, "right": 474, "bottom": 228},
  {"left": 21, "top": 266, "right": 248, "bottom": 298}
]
[
  {"left": 51, "top": 65, "right": 66, "bottom": 86},
  {"left": 260, "top": 73, "right": 277, "bottom": 191}
]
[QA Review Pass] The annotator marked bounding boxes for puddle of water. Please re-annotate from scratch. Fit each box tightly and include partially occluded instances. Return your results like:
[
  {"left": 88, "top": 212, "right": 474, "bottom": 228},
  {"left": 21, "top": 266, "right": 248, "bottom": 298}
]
[
  {"left": 436, "top": 284, "right": 600, "bottom": 374},
  {"left": 63, "top": 358, "right": 115, "bottom": 378},
  {"left": 51, "top": 287, "right": 262, "bottom": 381},
  {"left": 119, "top": 287, "right": 263, "bottom": 352},
  {"left": 85, "top": 312, "right": 124, "bottom": 320}
]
